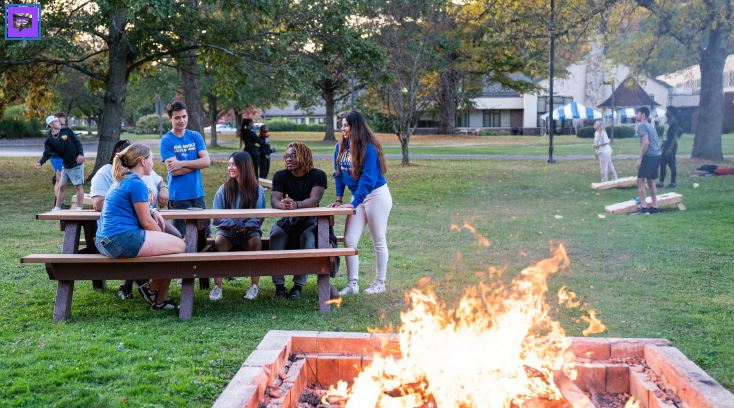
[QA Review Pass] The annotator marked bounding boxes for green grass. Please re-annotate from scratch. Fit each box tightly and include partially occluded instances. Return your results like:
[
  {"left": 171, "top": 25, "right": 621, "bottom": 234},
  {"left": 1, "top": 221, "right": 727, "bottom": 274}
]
[
  {"left": 1, "top": 153, "right": 733, "bottom": 406},
  {"left": 126, "top": 131, "right": 734, "bottom": 157}
]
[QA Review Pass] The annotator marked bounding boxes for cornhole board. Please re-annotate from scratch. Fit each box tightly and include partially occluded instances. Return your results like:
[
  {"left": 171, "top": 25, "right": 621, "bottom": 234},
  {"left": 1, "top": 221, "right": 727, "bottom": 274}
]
[
  {"left": 605, "top": 192, "right": 685, "bottom": 214},
  {"left": 71, "top": 193, "right": 93, "bottom": 208},
  {"left": 591, "top": 176, "right": 637, "bottom": 190}
]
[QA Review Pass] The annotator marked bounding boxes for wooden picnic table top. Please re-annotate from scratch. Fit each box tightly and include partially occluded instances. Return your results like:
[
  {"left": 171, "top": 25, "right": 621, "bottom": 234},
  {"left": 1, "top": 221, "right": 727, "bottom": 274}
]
[{"left": 36, "top": 207, "right": 355, "bottom": 221}]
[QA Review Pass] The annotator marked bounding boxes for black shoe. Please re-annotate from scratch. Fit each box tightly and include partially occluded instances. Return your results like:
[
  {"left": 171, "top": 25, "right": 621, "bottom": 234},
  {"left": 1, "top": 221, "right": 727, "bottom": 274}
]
[
  {"left": 275, "top": 285, "right": 287, "bottom": 298},
  {"left": 151, "top": 299, "right": 178, "bottom": 310},
  {"left": 137, "top": 283, "right": 157, "bottom": 305},
  {"left": 288, "top": 285, "right": 303, "bottom": 300},
  {"left": 61, "top": 204, "right": 71, "bottom": 210},
  {"left": 647, "top": 207, "right": 660, "bottom": 214},
  {"left": 655, "top": 182, "right": 664, "bottom": 188},
  {"left": 634, "top": 207, "right": 650, "bottom": 215},
  {"left": 117, "top": 285, "right": 134, "bottom": 300},
  {"left": 667, "top": 183, "right": 677, "bottom": 188}
]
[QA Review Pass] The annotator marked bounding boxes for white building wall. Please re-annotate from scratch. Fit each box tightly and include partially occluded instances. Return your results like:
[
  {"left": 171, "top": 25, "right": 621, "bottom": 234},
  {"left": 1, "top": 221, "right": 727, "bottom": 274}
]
[{"left": 523, "top": 94, "right": 538, "bottom": 128}]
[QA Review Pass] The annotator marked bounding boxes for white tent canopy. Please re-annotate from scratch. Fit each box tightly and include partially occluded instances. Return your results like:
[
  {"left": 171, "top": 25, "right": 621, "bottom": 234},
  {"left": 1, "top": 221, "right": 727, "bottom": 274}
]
[{"left": 541, "top": 101, "right": 602, "bottom": 121}]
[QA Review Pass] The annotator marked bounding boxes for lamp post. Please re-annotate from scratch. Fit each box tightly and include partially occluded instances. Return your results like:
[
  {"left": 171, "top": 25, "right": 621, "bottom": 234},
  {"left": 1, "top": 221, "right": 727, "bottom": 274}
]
[{"left": 547, "top": 0, "right": 556, "bottom": 163}]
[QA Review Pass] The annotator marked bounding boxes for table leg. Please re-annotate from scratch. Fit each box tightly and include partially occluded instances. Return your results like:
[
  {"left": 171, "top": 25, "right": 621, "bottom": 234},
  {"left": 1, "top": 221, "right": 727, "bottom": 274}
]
[
  {"left": 317, "top": 273, "right": 331, "bottom": 314},
  {"left": 179, "top": 278, "right": 195, "bottom": 319},
  {"left": 53, "top": 280, "right": 74, "bottom": 321},
  {"left": 62, "top": 221, "right": 81, "bottom": 254},
  {"left": 317, "top": 216, "right": 333, "bottom": 313},
  {"left": 83, "top": 221, "right": 105, "bottom": 290}
]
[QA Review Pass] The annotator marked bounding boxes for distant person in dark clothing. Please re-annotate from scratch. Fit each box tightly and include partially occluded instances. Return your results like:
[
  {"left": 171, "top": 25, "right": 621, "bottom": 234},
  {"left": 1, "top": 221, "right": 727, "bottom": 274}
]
[
  {"left": 258, "top": 124, "right": 275, "bottom": 179},
  {"left": 657, "top": 108, "right": 681, "bottom": 189},
  {"left": 239, "top": 118, "right": 261, "bottom": 179},
  {"left": 35, "top": 115, "right": 85, "bottom": 211}
]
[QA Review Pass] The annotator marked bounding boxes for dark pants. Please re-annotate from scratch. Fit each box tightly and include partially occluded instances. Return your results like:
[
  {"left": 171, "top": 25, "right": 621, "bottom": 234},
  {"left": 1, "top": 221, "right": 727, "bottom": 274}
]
[
  {"left": 270, "top": 221, "right": 316, "bottom": 287},
  {"left": 659, "top": 144, "right": 677, "bottom": 184},
  {"left": 260, "top": 155, "right": 270, "bottom": 179},
  {"left": 169, "top": 197, "right": 209, "bottom": 237},
  {"left": 245, "top": 150, "right": 260, "bottom": 179}
]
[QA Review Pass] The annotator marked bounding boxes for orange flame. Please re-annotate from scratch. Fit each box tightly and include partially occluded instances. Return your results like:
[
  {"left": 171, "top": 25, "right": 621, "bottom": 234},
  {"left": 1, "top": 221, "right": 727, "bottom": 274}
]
[
  {"left": 624, "top": 397, "right": 640, "bottom": 408},
  {"left": 557, "top": 286, "right": 581, "bottom": 308},
  {"left": 581, "top": 309, "right": 607, "bottom": 336},
  {"left": 326, "top": 298, "right": 343, "bottom": 308},
  {"left": 451, "top": 222, "right": 492, "bottom": 247},
  {"left": 326, "top": 245, "right": 588, "bottom": 407}
]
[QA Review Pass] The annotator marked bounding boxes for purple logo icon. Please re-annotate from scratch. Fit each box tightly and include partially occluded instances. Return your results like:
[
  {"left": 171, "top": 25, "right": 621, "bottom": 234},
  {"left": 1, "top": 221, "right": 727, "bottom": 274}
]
[{"left": 5, "top": 4, "right": 42, "bottom": 40}]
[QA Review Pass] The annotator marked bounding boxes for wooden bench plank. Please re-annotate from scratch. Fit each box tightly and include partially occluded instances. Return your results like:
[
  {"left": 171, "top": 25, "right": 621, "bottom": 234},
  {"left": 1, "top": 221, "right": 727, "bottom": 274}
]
[
  {"left": 604, "top": 192, "right": 684, "bottom": 214},
  {"left": 37, "top": 207, "right": 355, "bottom": 221},
  {"left": 22, "top": 248, "right": 356, "bottom": 264},
  {"left": 591, "top": 176, "right": 637, "bottom": 190}
]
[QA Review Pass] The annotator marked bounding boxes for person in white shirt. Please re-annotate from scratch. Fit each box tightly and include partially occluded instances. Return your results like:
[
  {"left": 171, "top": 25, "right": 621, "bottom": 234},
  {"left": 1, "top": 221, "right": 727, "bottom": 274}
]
[{"left": 593, "top": 120, "right": 618, "bottom": 183}]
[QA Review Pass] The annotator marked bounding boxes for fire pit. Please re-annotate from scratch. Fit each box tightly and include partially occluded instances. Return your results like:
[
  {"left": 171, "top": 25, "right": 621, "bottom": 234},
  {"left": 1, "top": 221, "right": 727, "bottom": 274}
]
[
  {"left": 213, "top": 247, "right": 734, "bottom": 407},
  {"left": 213, "top": 331, "right": 734, "bottom": 408}
]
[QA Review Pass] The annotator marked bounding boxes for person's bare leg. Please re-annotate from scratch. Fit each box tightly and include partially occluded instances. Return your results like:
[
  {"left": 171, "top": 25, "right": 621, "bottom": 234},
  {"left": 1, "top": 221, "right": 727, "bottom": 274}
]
[
  {"left": 149, "top": 279, "right": 170, "bottom": 302},
  {"left": 75, "top": 185, "right": 84, "bottom": 208},
  {"left": 137, "top": 230, "right": 185, "bottom": 256},
  {"left": 647, "top": 179, "right": 658, "bottom": 208},
  {"left": 245, "top": 236, "right": 262, "bottom": 287},
  {"left": 214, "top": 235, "right": 234, "bottom": 288},
  {"left": 55, "top": 184, "right": 67, "bottom": 208},
  {"left": 636, "top": 178, "right": 647, "bottom": 209},
  {"left": 54, "top": 171, "right": 62, "bottom": 198}
]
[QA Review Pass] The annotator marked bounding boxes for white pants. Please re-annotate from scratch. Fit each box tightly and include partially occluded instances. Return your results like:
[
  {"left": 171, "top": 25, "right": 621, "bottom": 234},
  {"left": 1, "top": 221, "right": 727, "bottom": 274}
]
[
  {"left": 598, "top": 151, "right": 617, "bottom": 182},
  {"left": 343, "top": 184, "right": 393, "bottom": 283}
]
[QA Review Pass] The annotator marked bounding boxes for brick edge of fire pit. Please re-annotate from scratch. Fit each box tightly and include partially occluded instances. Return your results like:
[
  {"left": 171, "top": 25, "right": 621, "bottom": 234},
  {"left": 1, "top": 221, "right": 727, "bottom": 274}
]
[{"left": 212, "top": 331, "right": 734, "bottom": 408}]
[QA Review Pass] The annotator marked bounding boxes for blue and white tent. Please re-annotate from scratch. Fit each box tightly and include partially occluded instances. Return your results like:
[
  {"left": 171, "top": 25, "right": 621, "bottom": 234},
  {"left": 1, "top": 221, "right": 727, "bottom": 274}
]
[
  {"left": 604, "top": 107, "right": 666, "bottom": 121},
  {"left": 541, "top": 101, "right": 602, "bottom": 121}
]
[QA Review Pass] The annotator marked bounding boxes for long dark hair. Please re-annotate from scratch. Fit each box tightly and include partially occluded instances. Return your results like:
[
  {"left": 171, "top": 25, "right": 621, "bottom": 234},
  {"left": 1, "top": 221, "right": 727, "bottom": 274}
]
[
  {"left": 338, "top": 111, "right": 386, "bottom": 178},
  {"left": 109, "top": 139, "right": 132, "bottom": 164},
  {"left": 239, "top": 118, "right": 254, "bottom": 145},
  {"left": 224, "top": 151, "right": 259, "bottom": 209}
]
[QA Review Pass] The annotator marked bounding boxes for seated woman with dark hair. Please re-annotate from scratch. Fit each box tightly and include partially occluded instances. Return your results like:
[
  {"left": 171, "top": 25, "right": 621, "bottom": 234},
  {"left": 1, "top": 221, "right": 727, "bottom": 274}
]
[
  {"left": 95, "top": 143, "right": 185, "bottom": 310},
  {"left": 209, "top": 151, "right": 266, "bottom": 301}
]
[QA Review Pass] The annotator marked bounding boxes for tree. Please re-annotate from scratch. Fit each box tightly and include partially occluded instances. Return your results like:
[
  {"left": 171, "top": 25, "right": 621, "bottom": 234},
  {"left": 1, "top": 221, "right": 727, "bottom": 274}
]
[
  {"left": 289, "top": 0, "right": 383, "bottom": 141},
  {"left": 625, "top": 0, "right": 733, "bottom": 160}
]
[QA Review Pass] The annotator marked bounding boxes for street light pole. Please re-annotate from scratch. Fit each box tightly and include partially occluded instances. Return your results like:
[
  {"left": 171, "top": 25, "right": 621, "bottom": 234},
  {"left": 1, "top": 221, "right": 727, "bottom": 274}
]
[{"left": 547, "top": 0, "right": 556, "bottom": 164}]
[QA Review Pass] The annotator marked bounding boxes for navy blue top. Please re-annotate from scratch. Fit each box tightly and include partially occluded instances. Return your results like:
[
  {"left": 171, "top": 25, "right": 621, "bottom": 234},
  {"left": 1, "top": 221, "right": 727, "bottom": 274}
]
[
  {"left": 97, "top": 173, "right": 149, "bottom": 238},
  {"left": 333, "top": 142, "right": 386, "bottom": 207}
]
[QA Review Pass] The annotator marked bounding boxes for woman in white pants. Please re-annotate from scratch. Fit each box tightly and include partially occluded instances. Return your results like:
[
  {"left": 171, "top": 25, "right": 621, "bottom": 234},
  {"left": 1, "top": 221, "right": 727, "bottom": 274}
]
[
  {"left": 593, "top": 119, "right": 617, "bottom": 182},
  {"left": 328, "top": 111, "right": 392, "bottom": 296}
]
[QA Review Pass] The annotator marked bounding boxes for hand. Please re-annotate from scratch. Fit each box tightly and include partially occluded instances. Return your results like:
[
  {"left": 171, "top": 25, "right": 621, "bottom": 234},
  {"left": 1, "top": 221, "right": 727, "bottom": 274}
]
[
  {"left": 76, "top": 155, "right": 85, "bottom": 164},
  {"left": 236, "top": 227, "right": 250, "bottom": 236},
  {"left": 327, "top": 201, "right": 342, "bottom": 208},
  {"left": 154, "top": 211, "right": 166, "bottom": 231},
  {"left": 280, "top": 194, "right": 295, "bottom": 210},
  {"left": 339, "top": 203, "right": 354, "bottom": 209},
  {"left": 34, "top": 162, "right": 42, "bottom": 170},
  {"left": 158, "top": 188, "right": 169, "bottom": 208},
  {"left": 166, "top": 158, "right": 185, "bottom": 173}
]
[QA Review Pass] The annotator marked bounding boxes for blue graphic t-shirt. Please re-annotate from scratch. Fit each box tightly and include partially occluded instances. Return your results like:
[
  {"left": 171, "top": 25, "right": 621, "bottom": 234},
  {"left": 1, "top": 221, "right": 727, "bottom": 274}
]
[
  {"left": 97, "top": 173, "right": 149, "bottom": 238},
  {"left": 160, "top": 129, "right": 207, "bottom": 200}
]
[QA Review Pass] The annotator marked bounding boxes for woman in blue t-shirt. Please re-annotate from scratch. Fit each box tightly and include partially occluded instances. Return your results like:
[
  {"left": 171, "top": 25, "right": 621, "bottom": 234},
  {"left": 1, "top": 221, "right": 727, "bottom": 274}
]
[
  {"left": 328, "top": 111, "right": 393, "bottom": 296},
  {"left": 96, "top": 143, "right": 185, "bottom": 310},
  {"left": 209, "top": 151, "right": 266, "bottom": 301}
]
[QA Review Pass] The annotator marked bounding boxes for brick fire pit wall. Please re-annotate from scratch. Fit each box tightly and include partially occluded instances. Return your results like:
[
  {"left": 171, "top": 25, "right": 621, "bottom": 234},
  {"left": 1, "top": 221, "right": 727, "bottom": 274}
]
[{"left": 212, "top": 330, "right": 734, "bottom": 408}]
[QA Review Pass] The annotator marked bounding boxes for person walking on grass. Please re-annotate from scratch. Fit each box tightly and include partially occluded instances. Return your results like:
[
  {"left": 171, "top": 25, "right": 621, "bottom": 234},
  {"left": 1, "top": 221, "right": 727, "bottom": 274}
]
[
  {"left": 95, "top": 143, "right": 185, "bottom": 310},
  {"left": 239, "top": 118, "right": 261, "bottom": 179},
  {"left": 270, "top": 142, "right": 328, "bottom": 299},
  {"left": 634, "top": 106, "right": 663, "bottom": 214},
  {"left": 329, "top": 111, "right": 393, "bottom": 296},
  {"left": 593, "top": 119, "right": 617, "bottom": 183},
  {"left": 34, "top": 115, "right": 85, "bottom": 211},
  {"left": 258, "top": 124, "right": 274, "bottom": 179},
  {"left": 160, "top": 101, "right": 211, "bottom": 236},
  {"left": 209, "top": 151, "right": 266, "bottom": 301},
  {"left": 657, "top": 108, "right": 681, "bottom": 189}
]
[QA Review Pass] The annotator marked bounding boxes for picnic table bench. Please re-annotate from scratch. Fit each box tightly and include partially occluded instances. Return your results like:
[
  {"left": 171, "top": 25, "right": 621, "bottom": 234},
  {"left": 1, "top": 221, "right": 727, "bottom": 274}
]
[{"left": 22, "top": 207, "right": 355, "bottom": 320}]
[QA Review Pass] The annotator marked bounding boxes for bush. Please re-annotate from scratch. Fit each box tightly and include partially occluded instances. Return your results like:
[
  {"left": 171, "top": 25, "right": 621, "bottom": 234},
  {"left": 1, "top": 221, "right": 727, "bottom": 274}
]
[
  {"left": 2, "top": 105, "right": 24, "bottom": 120},
  {"left": 265, "top": 119, "right": 325, "bottom": 132},
  {"left": 0, "top": 118, "right": 44, "bottom": 139},
  {"left": 577, "top": 126, "right": 636, "bottom": 139},
  {"left": 135, "top": 114, "right": 161, "bottom": 134}
]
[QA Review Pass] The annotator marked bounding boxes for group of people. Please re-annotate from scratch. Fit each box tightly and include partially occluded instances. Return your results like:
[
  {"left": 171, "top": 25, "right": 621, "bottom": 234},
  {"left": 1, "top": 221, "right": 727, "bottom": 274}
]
[
  {"left": 239, "top": 118, "right": 275, "bottom": 179},
  {"left": 37, "top": 102, "right": 392, "bottom": 311},
  {"left": 592, "top": 106, "right": 681, "bottom": 214}
]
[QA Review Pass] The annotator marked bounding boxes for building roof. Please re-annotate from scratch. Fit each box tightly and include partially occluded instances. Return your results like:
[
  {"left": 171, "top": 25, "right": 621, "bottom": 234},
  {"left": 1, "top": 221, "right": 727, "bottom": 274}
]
[{"left": 597, "top": 77, "right": 660, "bottom": 108}]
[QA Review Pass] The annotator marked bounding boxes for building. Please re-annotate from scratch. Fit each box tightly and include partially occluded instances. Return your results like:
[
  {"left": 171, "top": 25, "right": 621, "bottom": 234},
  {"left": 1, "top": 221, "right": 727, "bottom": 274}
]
[{"left": 261, "top": 101, "right": 327, "bottom": 125}]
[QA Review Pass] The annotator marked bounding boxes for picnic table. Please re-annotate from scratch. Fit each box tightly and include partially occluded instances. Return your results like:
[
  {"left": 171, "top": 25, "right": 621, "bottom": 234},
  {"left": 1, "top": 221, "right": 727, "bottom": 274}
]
[{"left": 27, "top": 207, "right": 356, "bottom": 319}]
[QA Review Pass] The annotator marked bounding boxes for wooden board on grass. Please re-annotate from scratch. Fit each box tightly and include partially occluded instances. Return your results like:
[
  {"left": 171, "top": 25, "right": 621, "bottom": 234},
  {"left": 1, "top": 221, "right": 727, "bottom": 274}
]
[
  {"left": 604, "top": 192, "right": 684, "bottom": 214},
  {"left": 71, "top": 193, "right": 93, "bottom": 208},
  {"left": 591, "top": 176, "right": 637, "bottom": 190}
]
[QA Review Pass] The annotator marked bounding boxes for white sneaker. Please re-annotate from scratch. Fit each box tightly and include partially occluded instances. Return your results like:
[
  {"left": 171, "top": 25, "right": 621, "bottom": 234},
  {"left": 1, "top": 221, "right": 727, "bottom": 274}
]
[
  {"left": 364, "top": 281, "right": 386, "bottom": 295},
  {"left": 209, "top": 286, "right": 223, "bottom": 301},
  {"left": 244, "top": 285, "right": 259, "bottom": 300},
  {"left": 338, "top": 281, "right": 360, "bottom": 296},
  {"left": 51, "top": 207, "right": 61, "bottom": 212}
]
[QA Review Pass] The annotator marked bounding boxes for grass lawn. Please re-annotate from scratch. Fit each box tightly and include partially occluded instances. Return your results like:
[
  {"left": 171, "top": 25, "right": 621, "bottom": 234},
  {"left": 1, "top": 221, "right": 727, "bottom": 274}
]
[
  {"left": 1, "top": 153, "right": 733, "bottom": 406},
  {"left": 125, "top": 131, "right": 734, "bottom": 157}
]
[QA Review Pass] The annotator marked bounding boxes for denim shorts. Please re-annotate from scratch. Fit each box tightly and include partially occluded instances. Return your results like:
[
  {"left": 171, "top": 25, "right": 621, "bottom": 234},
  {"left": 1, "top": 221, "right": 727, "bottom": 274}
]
[
  {"left": 61, "top": 163, "right": 85, "bottom": 186},
  {"left": 50, "top": 157, "right": 64, "bottom": 172},
  {"left": 96, "top": 229, "right": 146, "bottom": 258}
]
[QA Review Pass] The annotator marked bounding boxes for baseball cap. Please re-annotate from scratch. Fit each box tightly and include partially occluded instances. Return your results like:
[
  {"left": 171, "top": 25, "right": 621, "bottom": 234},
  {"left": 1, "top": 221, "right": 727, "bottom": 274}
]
[{"left": 45, "top": 115, "right": 58, "bottom": 128}]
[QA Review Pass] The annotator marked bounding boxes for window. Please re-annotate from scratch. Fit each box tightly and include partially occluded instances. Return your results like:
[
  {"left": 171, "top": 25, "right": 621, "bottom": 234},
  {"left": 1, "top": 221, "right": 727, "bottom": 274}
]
[
  {"left": 483, "top": 110, "right": 502, "bottom": 127},
  {"left": 456, "top": 113, "right": 470, "bottom": 127}
]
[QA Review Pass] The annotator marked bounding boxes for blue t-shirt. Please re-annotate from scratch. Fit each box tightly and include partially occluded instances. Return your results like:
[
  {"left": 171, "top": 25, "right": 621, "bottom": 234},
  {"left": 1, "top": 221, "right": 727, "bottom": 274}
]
[
  {"left": 97, "top": 173, "right": 149, "bottom": 238},
  {"left": 333, "top": 142, "right": 387, "bottom": 207},
  {"left": 160, "top": 129, "right": 207, "bottom": 200}
]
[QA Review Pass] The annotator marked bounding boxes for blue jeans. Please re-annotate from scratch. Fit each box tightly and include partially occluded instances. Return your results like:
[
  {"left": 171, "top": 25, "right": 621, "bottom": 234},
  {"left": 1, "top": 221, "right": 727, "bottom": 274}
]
[{"left": 96, "top": 229, "right": 146, "bottom": 258}]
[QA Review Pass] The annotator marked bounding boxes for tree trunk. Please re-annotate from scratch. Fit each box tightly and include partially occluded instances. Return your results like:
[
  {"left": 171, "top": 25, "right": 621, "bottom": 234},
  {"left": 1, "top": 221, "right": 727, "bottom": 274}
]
[
  {"left": 323, "top": 86, "right": 336, "bottom": 141},
  {"left": 92, "top": 10, "right": 129, "bottom": 176},
  {"left": 691, "top": 28, "right": 727, "bottom": 161},
  {"left": 208, "top": 93, "right": 219, "bottom": 147},
  {"left": 399, "top": 133, "right": 410, "bottom": 166},
  {"left": 437, "top": 69, "right": 458, "bottom": 134}
]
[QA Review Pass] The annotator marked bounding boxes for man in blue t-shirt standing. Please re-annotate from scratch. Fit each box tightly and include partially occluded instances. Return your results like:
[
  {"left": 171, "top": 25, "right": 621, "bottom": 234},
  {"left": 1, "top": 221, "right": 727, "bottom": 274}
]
[
  {"left": 160, "top": 101, "right": 211, "bottom": 235},
  {"left": 634, "top": 106, "right": 662, "bottom": 214}
]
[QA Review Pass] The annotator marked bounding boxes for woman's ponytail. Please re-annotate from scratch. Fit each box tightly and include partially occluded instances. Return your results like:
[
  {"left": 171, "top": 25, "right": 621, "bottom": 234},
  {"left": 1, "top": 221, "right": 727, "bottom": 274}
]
[{"left": 112, "top": 143, "right": 151, "bottom": 181}]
